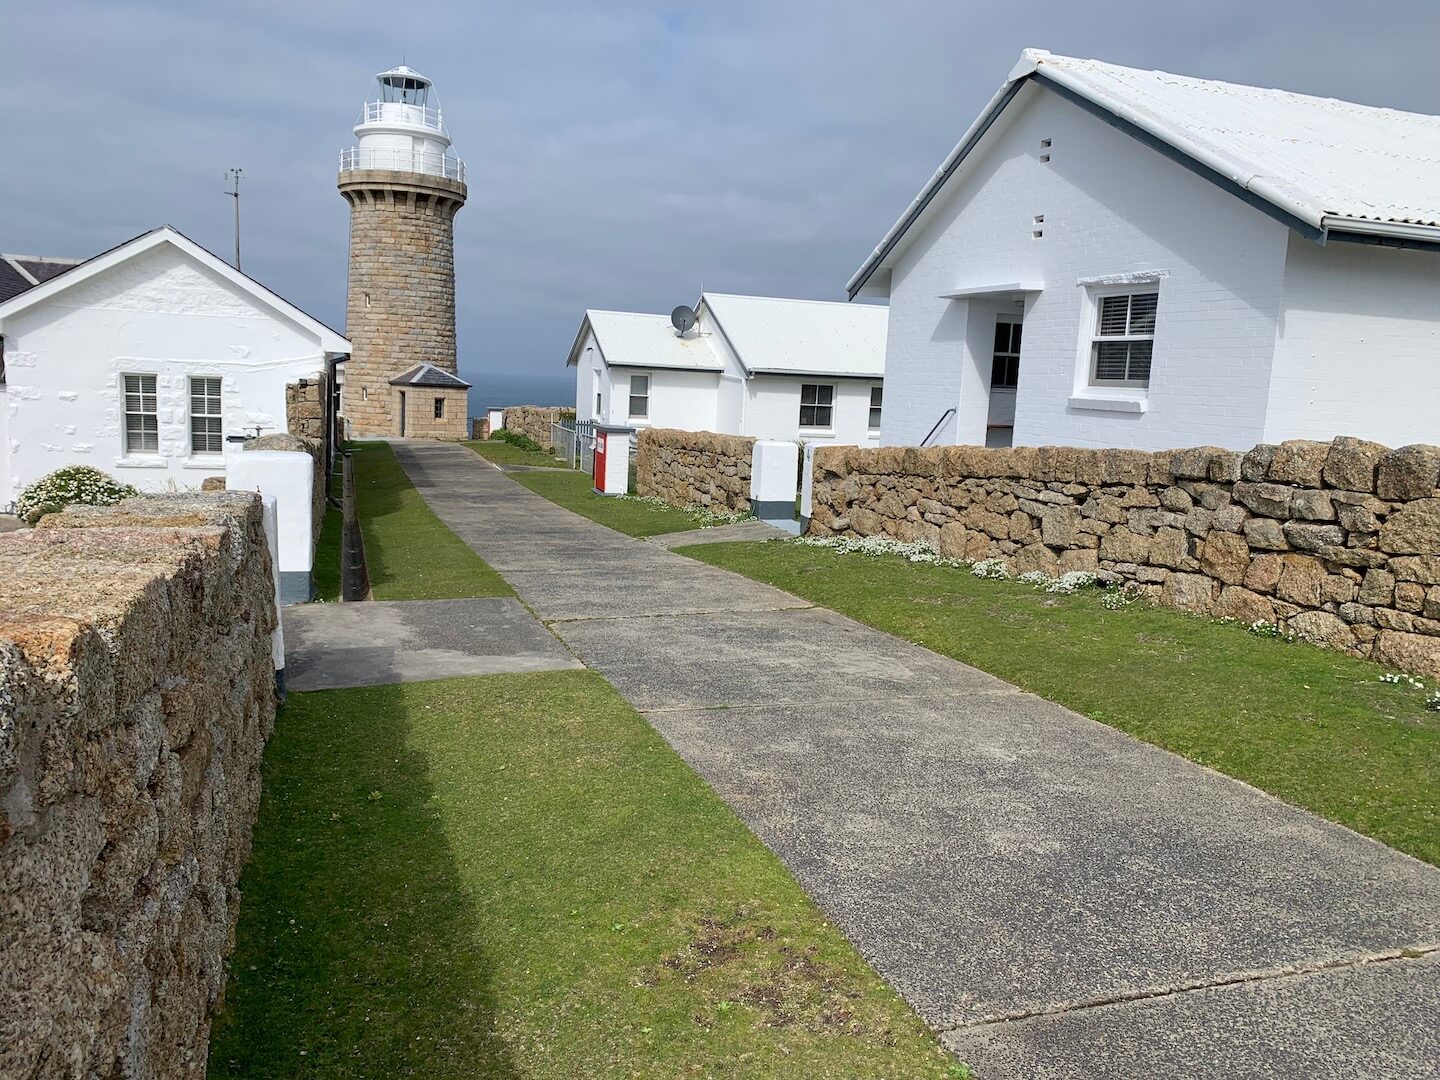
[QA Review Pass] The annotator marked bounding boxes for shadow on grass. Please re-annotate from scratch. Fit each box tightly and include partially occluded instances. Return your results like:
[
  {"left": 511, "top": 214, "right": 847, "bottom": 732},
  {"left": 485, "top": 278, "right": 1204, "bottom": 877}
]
[{"left": 207, "top": 683, "right": 518, "bottom": 1079}]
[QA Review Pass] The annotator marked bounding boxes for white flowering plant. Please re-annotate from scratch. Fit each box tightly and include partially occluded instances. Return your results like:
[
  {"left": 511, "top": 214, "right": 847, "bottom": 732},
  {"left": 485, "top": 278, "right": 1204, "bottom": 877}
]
[
  {"left": 615, "top": 494, "right": 751, "bottom": 527},
  {"left": 792, "top": 534, "right": 967, "bottom": 566},
  {"left": 14, "top": 466, "right": 138, "bottom": 524}
]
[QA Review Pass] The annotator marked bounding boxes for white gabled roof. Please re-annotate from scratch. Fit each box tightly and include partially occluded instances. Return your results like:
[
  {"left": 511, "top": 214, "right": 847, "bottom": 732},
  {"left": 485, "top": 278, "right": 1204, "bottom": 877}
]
[
  {"left": 567, "top": 309, "right": 723, "bottom": 371},
  {"left": 848, "top": 49, "right": 1440, "bottom": 297},
  {"left": 0, "top": 225, "right": 352, "bottom": 353},
  {"left": 700, "top": 293, "right": 887, "bottom": 377}
]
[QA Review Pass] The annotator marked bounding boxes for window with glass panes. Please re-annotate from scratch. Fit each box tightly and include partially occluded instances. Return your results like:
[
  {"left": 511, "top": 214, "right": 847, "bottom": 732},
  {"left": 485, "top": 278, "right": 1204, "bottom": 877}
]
[
  {"left": 799, "top": 383, "right": 834, "bottom": 428},
  {"left": 868, "top": 386, "right": 883, "bottom": 430},
  {"left": 1091, "top": 290, "right": 1158, "bottom": 386},
  {"left": 628, "top": 374, "right": 649, "bottom": 418},
  {"left": 991, "top": 320, "right": 1021, "bottom": 389},
  {"left": 124, "top": 374, "right": 159, "bottom": 454},
  {"left": 188, "top": 377, "right": 222, "bottom": 454}
]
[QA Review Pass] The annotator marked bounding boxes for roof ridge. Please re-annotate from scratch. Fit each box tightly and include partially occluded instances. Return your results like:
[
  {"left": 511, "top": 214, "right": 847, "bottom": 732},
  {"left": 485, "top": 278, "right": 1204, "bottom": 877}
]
[{"left": 703, "top": 292, "right": 862, "bottom": 308}]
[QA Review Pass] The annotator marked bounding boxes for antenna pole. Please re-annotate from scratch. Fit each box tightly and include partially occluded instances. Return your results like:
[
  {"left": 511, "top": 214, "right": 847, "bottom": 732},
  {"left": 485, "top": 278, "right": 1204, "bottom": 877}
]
[{"left": 225, "top": 168, "right": 243, "bottom": 270}]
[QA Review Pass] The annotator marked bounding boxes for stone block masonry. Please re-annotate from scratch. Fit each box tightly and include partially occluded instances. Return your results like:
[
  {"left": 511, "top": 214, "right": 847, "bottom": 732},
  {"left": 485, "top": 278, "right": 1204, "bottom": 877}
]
[
  {"left": 397, "top": 386, "right": 469, "bottom": 441},
  {"left": 338, "top": 170, "right": 465, "bottom": 438},
  {"left": 284, "top": 370, "right": 328, "bottom": 442},
  {"left": 637, "top": 428, "right": 756, "bottom": 513},
  {"left": 0, "top": 492, "right": 278, "bottom": 1079},
  {"left": 810, "top": 437, "right": 1440, "bottom": 677}
]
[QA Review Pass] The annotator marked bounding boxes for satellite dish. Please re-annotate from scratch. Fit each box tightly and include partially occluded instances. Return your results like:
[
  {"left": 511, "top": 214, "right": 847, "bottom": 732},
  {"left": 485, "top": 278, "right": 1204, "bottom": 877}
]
[{"left": 670, "top": 304, "right": 697, "bottom": 334}]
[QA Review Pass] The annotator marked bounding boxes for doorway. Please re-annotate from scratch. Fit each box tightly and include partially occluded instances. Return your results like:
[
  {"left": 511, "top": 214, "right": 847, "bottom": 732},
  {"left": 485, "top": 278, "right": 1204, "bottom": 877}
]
[
  {"left": 398, "top": 391, "right": 407, "bottom": 436},
  {"left": 986, "top": 316, "right": 1020, "bottom": 447}
]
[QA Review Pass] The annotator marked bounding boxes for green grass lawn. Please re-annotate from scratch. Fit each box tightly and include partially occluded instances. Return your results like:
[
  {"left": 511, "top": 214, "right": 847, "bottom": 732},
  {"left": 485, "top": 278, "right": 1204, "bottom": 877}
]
[
  {"left": 510, "top": 469, "right": 703, "bottom": 537},
  {"left": 466, "top": 438, "right": 567, "bottom": 468},
  {"left": 684, "top": 541, "right": 1440, "bottom": 867},
  {"left": 345, "top": 442, "right": 511, "bottom": 600},
  {"left": 310, "top": 501, "right": 341, "bottom": 602},
  {"left": 208, "top": 671, "right": 960, "bottom": 1079}
]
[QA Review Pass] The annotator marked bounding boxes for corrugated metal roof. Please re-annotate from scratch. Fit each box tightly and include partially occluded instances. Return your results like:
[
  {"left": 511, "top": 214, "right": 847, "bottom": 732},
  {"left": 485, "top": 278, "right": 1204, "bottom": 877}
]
[
  {"left": 701, "top": 293, "right": 887, "bottom": 377},
  {"left": 1034, "top": 51, "right": 1440, "bottom": 228},
  {"left": 584, "top": 310, "right": 724, "bottom": 371},
  {"left": 0, "top": 259, "right": 32, "bottom": 302},
  {"left": 389, "top": 362, "right": 470, "bottom": 388},
  {"left": 848, "top": 49, "right": 1440, "bottom": 297}
]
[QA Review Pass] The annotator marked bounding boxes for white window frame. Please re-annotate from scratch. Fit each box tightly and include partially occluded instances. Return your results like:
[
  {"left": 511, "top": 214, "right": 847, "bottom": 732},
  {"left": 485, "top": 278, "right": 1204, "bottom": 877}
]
[
  {"left": 433, "top": 396, "right": 445, "bottom": 419},
  {"left": 189, "top": 375, "right": 223, "bottom": 455},
  {"left": 124, "top": 373, "right": 159, "bottom": 455},
  {"left": 991, "top": 315, "right": 1022, "bottom": 391},
  {"left": 799, "top": 383, "right": 835, "bottom": 430},
  {"left": 1088, "top": 286, "right": 1158, "bottom": 389},
  {"left": 867, "top": 386, "right": 883, "bottom": 431},
  {"left": 628, "top": 374, "right": 649, "bottom": 420}
]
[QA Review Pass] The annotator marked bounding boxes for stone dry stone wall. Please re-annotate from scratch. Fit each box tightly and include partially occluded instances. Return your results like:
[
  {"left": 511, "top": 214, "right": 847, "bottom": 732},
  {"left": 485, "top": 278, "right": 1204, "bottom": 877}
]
[
  {"left": 636, "top": 428, "right": 756, "bottom": 513},
  {"left": 0, "top": 492, "right": 278, "bottom": 1080},
  {"left": 284, "top": 371, "right": 328, "bottom": 442},
  {"left": 810, "top": 437, "right": 1440, "bottom": 677},
  {"left": 246, "top": 431, "right": 328, "bottom": 546},
  {"left": 502, "top": 406, "right": 574, "bottom": 448}
]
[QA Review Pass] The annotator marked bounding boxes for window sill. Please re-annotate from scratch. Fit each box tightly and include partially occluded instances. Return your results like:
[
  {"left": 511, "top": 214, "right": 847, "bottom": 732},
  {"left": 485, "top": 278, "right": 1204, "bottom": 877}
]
[
  {"left": 1067, "top": 394, "right": 1147, "bottom": 415},
  {"left": 799, "top": 429, "right": 836, "bottom": 437},
  {"left": 181, "top": 457, "right": 224, "bottom": 470},
  {"left": 113, "top": 456, "right": 168, "bottom": 469}
]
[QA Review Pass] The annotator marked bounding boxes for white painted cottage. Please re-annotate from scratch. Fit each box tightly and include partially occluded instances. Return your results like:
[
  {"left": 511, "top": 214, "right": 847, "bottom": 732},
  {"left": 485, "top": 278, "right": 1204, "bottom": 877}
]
[
  {"left": 851, "top": 49, "right": 1440, "bottom": 451},
  {"left": 0, "top": 226, "right": 350, "bottom": 510},
  {"left": 568, "top": 292, "right": 886, "bottom": 446}
]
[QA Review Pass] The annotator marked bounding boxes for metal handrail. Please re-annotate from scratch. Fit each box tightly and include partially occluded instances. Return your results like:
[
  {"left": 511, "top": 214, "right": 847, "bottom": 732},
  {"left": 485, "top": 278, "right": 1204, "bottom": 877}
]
[
  {"left": 361, "top": 100, "right": 444, "bottom": 132},
  {"left": 338, "top": 147, "right": 465, "bottom": 182},
  {"left": 920, "top": 407, "right": 956, "bottom": 447}
]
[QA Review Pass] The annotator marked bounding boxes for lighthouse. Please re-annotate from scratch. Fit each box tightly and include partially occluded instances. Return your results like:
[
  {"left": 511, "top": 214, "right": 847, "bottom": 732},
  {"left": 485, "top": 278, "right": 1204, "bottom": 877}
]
[{"left": 338, "top": 65, "right": 470, "bottom": 439}]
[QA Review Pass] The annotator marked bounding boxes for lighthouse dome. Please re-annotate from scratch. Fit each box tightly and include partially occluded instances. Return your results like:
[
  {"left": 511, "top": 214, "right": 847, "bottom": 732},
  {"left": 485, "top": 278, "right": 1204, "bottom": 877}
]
[{"left": 339, "top": 64, "right": 464, "bottom": 182}]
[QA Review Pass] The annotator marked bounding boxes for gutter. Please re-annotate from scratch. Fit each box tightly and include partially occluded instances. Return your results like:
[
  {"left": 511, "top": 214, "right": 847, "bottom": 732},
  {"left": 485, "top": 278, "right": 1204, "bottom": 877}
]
[{"left": 1322, "top": 216, "right": 1440, "bottom": 251}]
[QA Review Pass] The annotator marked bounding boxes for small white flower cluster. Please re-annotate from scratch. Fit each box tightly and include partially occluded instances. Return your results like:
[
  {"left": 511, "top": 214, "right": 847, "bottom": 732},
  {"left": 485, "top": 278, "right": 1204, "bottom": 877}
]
[
  {"left": 1101, "top": 583, "right": 1144, "bottom": 611},
  {"left": 1377, "top": 672, "right": 1439, "bottom": 710},
  {"left": 1378, "top": 672, "right": 1427, "bottom": 691},
  {"left": 616, "top": 494, "right": 751, "bottom": 528},
  {"left": 792, "top": 534, "right": 967, "bottom": 566},
  {"left": 971, "top": 557, "right": 1010, "bottom": 579},
  {"left": 1244, "top": 619, "right": 1294, "bottom": 641},
  {"left": 14, "top": 466, "right": 138, "bottom": 524}
]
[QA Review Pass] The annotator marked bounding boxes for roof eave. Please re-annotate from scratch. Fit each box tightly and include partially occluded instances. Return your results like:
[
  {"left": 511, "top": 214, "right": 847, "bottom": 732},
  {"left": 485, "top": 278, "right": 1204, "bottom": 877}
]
[
  {"left": 844, "top": 50, "right": 1366, "bottom": 300},
  {"left": 1322, "top": 216, "right": 1440, "bottom": 250},
  {"left": 845, "top": 75, "right": 1030, "bottom": 299}
]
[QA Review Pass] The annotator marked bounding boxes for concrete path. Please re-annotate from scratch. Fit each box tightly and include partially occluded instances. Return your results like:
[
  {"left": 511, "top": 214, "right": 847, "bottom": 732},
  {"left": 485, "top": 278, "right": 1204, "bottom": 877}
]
[
  {"left": 394, "top": 441, "right": 1440, "bottom": 1078},
  {"left": 644, "top": 518, "right": 789, "bottom": 549},
  {"left": 282, "top": 597, "right": 580, "bottom": 691}
]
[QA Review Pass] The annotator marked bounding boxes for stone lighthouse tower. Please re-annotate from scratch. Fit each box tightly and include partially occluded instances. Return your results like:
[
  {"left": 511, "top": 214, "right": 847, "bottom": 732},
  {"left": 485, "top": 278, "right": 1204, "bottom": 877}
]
[{"left": 338, "top": 65, "right": 470, "bottom": 438}]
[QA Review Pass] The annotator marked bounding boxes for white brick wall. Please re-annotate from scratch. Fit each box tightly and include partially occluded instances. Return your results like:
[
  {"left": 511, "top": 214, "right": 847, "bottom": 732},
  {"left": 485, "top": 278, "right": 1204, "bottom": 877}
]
[
  {"left": 1267, "top": 235, "right": 1440, "bottom": 445},
  {"left": 879, "top": 82, "right": 1292, "bottom": 450}
]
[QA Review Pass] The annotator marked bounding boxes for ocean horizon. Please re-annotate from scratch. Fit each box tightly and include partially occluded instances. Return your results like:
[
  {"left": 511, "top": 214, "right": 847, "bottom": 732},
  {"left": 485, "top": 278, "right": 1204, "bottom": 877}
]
[{"left": 461, "top": 370, "right": 575, "bottom": 416}]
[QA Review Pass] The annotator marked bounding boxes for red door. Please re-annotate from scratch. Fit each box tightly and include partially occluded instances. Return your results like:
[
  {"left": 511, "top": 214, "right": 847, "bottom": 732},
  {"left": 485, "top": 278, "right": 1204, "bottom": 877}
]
[{"left": 593, "top": 431, "right": 607, "bottom": 488}]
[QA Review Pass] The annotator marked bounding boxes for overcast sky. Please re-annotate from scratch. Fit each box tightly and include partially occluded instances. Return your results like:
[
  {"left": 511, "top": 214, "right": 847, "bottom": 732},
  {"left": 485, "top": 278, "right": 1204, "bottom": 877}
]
[{"left": 7, "top": 0, "right": 1438, "bottom": 396}]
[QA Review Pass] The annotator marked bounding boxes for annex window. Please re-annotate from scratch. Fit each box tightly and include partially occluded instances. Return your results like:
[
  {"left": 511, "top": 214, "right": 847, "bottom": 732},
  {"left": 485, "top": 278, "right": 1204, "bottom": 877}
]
[
  {"left": 992, "top": 319, "right": 1021, "bottom": 389},
  {"left": 799, "top": 383, "right": 834, "bottom": 429},
  {"left": 868, "top": 386, "right": 883, "bottom": 431},
  {"left": 1091, "top": 290, "right": 1157, "bottom": 387},
  {"left": 124, "top": 373, "right": 159, "bottom": 454},
  {"left": 628, "top": 374, "right": 649, "bottom": 419},
  {"left": 189, "top": 376, "right": 223, "bottom": 454},
  {"left": 434, "top": 396, "right": 445, "bottom": 419},
  {"left": 595, "top": 391, "right": 602, "bottom": 415}
]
